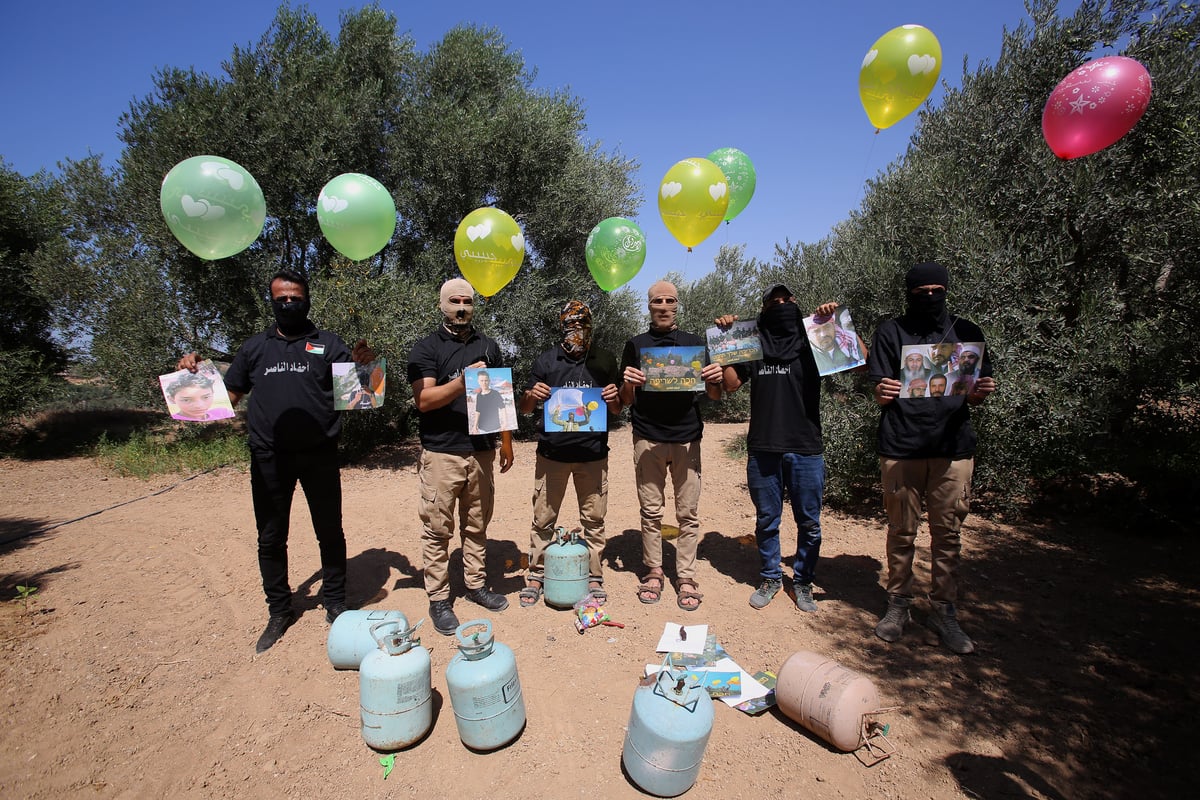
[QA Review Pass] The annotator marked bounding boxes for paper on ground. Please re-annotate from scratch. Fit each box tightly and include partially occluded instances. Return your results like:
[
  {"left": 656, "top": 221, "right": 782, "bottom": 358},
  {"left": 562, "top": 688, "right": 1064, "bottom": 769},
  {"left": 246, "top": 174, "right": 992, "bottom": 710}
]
[
  {"left": 713, "top": 658, "right": 771, "bottom": 707},
  {"left": 655, "top": 623, "right": 708, "bottom": 655}
]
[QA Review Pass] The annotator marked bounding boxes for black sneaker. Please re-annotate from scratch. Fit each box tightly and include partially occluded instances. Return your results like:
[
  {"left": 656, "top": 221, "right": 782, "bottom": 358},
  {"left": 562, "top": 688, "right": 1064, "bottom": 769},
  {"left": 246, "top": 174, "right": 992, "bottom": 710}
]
[
  {"left": 324, "top": 601, "right": 348, "bottom": 624},
  {"left": 464, "top": 586, "right": 509, "bottom": 612},
  {"left": 429, "top": 600, "right": 460, "bottom": 636},
  {"left": 255, "top": 612, "right": 295, "bottom": 653}
]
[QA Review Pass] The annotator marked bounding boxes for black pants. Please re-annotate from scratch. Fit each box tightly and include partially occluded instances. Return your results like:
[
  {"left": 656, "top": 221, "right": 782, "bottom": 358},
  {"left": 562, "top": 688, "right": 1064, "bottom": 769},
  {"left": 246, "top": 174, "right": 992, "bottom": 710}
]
[{"left": 250, "top": 442, "right": 346, "bottom": 616}]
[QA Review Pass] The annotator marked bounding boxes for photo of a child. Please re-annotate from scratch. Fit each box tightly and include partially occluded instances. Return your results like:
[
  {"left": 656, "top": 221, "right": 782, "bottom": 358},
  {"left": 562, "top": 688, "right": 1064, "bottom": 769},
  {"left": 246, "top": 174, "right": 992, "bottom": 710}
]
[{"left": 158, "top": 360, "right": 235, "bottom": 422}]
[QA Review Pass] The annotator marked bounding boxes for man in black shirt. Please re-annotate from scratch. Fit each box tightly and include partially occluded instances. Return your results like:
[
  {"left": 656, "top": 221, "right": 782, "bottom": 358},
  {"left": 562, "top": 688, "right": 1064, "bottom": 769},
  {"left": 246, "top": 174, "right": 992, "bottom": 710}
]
[
  {"left": 470, "top": 370, "right": 505, "bottom": 434},
  {"left": 407, "top": 278, "right": 514, "bottom": 635},
  {"left": 619, "top": 281, "right": 724, "bottom": 611},
  {"left": 867, "top": 262, "right": 996, "bottom": 654},
  {"left": 517, "top": 300, "right": 622, "bottom": 607},
  {"left": 718, "top": 285, "right": 865, "bottom": 614},
  {"left": 178, "top": 269, "right": 375, "bottom": 653}
]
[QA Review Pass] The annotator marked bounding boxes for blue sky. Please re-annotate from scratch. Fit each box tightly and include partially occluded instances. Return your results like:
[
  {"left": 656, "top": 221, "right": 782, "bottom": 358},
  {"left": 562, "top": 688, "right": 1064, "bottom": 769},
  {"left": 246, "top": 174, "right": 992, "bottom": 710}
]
[{"left": 1, "top": 1, "right": 1063, "bottom": 301}]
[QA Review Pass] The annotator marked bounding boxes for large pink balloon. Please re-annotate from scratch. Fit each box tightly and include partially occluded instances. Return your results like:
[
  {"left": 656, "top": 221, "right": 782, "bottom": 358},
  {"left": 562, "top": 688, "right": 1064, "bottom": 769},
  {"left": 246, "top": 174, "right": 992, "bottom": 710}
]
[{"left": 1042, "top": 56, "right": 1152, "bottom": 159}]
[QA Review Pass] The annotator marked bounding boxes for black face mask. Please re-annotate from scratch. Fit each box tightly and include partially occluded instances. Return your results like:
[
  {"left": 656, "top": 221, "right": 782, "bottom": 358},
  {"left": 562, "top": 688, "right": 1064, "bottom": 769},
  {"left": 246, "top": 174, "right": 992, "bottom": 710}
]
[
  {"left": 272, "top": 298, "right": 311, "bottom": 335},
  {"left": 758, "top": 302, "right": 805, "bottom": 362},
  {"left": 907, "top": 289, "right": 947, "bottom": 319}
]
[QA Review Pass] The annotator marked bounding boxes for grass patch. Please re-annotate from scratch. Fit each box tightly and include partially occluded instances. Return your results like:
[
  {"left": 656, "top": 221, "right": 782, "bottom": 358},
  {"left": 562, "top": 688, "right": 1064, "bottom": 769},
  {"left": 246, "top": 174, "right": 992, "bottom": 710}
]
[{"left": 94, "top": 425, "right": 248, "bottom": 478}]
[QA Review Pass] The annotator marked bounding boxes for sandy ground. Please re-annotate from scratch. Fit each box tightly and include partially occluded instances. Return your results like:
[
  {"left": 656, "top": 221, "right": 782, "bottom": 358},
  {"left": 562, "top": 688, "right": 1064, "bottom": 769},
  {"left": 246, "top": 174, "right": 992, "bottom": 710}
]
[{"left": 0, "top": 422, "right": 1194, "bottom": 799}]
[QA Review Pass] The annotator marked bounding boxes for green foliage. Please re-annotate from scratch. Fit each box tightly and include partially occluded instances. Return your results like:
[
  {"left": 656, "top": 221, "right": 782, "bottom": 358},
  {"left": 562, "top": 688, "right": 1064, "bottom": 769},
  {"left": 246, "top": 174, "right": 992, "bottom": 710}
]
[
  {"left": 34, "top": 4, "right": 644, "bottom": 420},
  {"left": 13, "top": 584, "right": 38, "bottom": 613},
  {"left": 0, "top": 347, "right": 61, "bottom": 419},
  {"left": 819, "top": 0, "right": 1200, "bottom": 505},
  {"left": 94, "top": 424, "right": 248, "bottom": 478},
  {"left": 667, "top": 1, "right": 1199, "bottom": 513},
  {"left": 0, "top": 161, "right": 68, "bottom": 417}
]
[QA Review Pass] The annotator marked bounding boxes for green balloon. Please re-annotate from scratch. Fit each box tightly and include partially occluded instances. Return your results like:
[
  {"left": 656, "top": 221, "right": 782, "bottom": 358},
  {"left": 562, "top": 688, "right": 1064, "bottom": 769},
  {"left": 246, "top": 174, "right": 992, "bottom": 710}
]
[
  {"left": 585, "top": 217, "right": 646, "bottom": 291},
  {"left": 159, "top": 156, "right": 266, "bottom": 260},
  {"left": 316, "top": 173, "right": 397, "bottom": 261},
  {"left": 706, "top": 147, "right": 757, "bottom": 222}
]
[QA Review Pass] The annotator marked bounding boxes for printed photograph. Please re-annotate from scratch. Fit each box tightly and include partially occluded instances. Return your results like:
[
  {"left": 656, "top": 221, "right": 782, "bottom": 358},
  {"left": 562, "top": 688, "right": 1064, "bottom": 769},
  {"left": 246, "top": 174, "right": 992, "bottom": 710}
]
[
  {"left": 803, "top": 307, "right": 866, "bottom": 376},
  {"left": 158, "top": 360, "right": 236, "bottom": 422},
  {"left": 706, "top": 320, "right": 762, "bottom": 367},
  {"left": 639, "top": 346, "right": 707, "bottom": 392},
  {"left": 465, "top": 367, "right": 518, "bottom": 434},
  {"left": 898, "top": 342, "right": 984, "bottom": 398},
  {"left": 333, "top": 358, "right": 387, "bottom": 411},
  {"left": 544, "top": 386, "right": 607, "bottom": 433}
]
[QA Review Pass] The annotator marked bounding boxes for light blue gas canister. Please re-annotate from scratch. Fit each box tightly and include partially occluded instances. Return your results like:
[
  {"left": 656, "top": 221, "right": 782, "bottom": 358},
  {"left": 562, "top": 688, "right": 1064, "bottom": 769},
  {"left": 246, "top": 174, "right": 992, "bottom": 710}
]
[
  {"left": 543, "top": 527, "right": 590, "bottom": 608},
  {"left": 327, "top": 609, "right": 409, "bottom": 670},
  {"left": 621, "top": 663, "right": 715, "bottom": 797},
  {"left": 359, "top": 620, "right": 432, "bottom": 751},
  {"left": 444, "top": 619, "right": 526, "bottom": 750}
]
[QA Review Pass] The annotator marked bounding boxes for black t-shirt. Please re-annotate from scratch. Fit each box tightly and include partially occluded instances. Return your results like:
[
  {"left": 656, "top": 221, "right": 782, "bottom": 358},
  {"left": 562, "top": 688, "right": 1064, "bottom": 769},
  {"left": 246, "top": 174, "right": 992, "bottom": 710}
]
[
  {"left": 525, "top": 346, "right": 619, "bottom": 463},
  {"left": 733, "top": 349, "right": 824, "bottom": 455},
  {"left": 224, "top": 324, "right": 353, "bottom": 453},
  {"left": 406, "top": 326, "right": 503, "bottom": 453},
  {"left": 473, "top": 389, "right": 505, "bottom": 433},
  {"left": 620, "top": 328, "right": 708, "bottom": 443},
  {"left": 867, "top": 314, "right": 993, "bottom": 459}
]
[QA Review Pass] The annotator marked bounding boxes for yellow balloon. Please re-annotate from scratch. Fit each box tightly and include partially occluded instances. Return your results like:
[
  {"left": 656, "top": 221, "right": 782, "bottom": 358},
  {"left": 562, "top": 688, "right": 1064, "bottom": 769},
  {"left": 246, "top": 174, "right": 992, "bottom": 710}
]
[
  {"left": 658, "top": 158, "right": 729, "bottom": 250},
  {"left": 859, "top": 24, "right": 942, "bottom": 130},
  {"left": 453, "top": 207, "right": 525, "bottom": 297}
]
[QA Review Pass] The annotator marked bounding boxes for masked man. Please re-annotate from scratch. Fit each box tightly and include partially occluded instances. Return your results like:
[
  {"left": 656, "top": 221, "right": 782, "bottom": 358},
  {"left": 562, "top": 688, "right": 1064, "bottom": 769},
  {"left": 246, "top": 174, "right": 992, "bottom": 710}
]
[
  {"left": 718, "top": 285, "right": 865, "bottom": 613},
  {"left": 619, "top": 281, "right": 725, "bottom": 611},
  {"left": 868, "top": 262, "right": 997, "bottom": 654},
  {"left": 517, "top": 300, "right": 622, "bottom": 607},
  {"left": 177, "top": 269, "right": 375, "bottom": 653},
  {"left": 407, "top": 277, "right": 514, "bottom": 635}
]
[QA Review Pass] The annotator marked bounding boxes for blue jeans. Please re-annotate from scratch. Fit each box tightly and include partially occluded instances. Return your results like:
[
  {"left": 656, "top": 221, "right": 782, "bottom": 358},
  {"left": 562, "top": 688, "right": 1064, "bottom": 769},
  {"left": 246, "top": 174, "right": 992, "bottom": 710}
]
[{"left": 746, "top": 451, "right": 824, "bottom": 585}]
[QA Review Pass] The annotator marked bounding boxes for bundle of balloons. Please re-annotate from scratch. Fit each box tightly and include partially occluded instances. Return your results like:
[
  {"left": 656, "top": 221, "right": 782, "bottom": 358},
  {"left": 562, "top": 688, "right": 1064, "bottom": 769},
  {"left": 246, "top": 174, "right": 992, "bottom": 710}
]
[
  {"left": 855, "top": 24, "right": 1151, "bottom": 159},
  {"left": 159, "top": 156, "right": 529, "bottom": 298},
  {"left": 160, "top": 30, "right": 1153, "bottom": 300},
  {"left": 160, "top": 160, "right": 398, "bottom": 263},
  {"left": 584, "top": 146, "right": 759, "bottom": 292}
]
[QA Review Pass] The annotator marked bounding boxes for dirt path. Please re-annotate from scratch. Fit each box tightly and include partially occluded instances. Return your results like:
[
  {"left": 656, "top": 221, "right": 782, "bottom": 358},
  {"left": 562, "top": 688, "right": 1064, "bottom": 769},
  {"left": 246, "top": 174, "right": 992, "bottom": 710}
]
[{"left": 0, "top": 423, "right": 1193, "bottom": 799}]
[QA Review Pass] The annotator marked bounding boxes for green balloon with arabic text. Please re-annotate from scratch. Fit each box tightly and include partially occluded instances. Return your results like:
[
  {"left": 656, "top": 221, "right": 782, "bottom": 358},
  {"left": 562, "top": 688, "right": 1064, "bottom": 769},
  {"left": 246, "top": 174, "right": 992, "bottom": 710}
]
[
  {"left": 585, "top": 217, "right": 646, "bottom": 291},
  {"left": 705, "top": 148, "right": 756, "bottom": 223}
]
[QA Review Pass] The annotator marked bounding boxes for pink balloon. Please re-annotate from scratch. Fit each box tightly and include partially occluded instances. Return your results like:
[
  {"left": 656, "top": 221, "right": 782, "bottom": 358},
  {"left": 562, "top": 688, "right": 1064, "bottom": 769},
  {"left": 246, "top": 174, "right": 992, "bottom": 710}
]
[{"left": 1042, "top": 56, "right": 1152, "bottom": 159}]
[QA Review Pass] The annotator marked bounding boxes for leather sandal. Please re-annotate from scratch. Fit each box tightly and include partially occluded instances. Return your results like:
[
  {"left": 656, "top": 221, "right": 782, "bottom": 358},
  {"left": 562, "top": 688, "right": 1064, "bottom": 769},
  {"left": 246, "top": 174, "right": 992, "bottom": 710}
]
[
  {"left": 676, "top": 580, "right": 703, "bottom": 612},
  {"left": 588, "top": 581, "right": 608, "bottom": 604},
  {"left": 637, "top": 573, "right": 664, "bottom": 604},
  {"left": 518, "top": 581, "right": 542, "bottom": 608}
]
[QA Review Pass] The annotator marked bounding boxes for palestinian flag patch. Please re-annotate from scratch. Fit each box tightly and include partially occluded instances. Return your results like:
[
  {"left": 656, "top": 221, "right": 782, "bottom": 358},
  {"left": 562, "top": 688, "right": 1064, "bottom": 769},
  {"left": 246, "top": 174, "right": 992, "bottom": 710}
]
[{"left": 305, "top": 342, "right": 326, "bottom": 355}]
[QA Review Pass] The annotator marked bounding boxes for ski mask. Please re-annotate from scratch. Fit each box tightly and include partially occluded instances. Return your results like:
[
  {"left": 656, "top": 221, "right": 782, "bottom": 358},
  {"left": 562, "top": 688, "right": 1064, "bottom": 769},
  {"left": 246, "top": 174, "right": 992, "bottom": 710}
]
[
  {"left": 559, "top": 300, "right": 593, "bottom": 359},
  {"left": 757, "top": 284, "right": 805, "bottom": 362},
  {"left": 647, "top": 280, "right": 679, "bottom": 332},
  {"left": 905, "top": 262, "right": 949, "bottom": 321},
  {"left": 272, "top": 297, "right": 311, "bottom": 336},
  {"left": 440, "top": 278, "right": 475, "bottom": 337}
]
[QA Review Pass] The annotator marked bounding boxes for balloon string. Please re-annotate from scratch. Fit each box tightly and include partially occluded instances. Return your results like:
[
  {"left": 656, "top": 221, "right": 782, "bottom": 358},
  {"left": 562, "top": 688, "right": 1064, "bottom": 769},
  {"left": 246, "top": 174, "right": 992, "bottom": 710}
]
[{"left": 855, "top": 130, "right": 880, "bottom": 212}]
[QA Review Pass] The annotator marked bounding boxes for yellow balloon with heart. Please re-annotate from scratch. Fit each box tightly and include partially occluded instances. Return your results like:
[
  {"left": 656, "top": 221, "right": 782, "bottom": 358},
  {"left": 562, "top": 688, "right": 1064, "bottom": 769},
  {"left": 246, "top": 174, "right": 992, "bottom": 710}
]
[
  {"left": 658, "top": 158, "right": 729, "bottom": 250},
  {"left": 453, "top": 207, "right": 525, "bottom": 298},
  {"left": 859, "top": 24, "right": 942, "bottom": 130}
]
